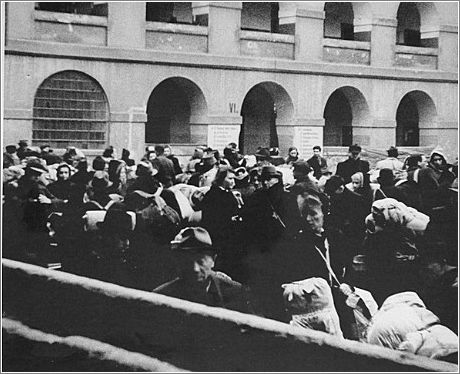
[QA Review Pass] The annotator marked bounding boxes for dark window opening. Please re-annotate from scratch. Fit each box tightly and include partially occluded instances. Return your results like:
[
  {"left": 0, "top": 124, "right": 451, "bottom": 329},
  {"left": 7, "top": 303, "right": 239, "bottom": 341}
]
[
  {"left": 146, "top": 2, "right": 199, "bottom": 26},
  {"left": 396, "top": 95, "right": 420, "bottom": 146},
  {"left": 341, "top": 23, "right": 354, "bottom": 40},
  {"left": 396, "top": 2, "right": 436, "bottom": 48},
  {"left": 35, "top": 2, "right": 108, "bottom": 17},
  {"left": 324, "top": 2, "right": 355, "bottom": 40},
  {"left": 241, "top": 2, "right": 280, "bottom": 33}
]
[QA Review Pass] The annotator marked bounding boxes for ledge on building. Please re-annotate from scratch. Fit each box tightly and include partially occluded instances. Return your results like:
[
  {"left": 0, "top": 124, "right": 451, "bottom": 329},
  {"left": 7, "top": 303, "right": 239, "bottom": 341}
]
[
  {"left": 323, "top": 38, "right": 371, "bottom": 51},
  {"left": 34, "top": 10, "right": 108, "bottom": 27},
  {"left": 395, "top": 45, "right": 438, "bottom": 56},
  {"left": 240, "top": 30, "right": 295, "bottom": 44},
  {"left": 145, "top": 21, "right": 208, "bottom": 36}
]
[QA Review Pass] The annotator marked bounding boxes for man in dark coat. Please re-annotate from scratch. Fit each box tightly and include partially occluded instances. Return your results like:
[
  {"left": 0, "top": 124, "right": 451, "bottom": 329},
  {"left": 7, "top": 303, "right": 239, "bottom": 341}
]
[
  {"left": 17, "top": 140, "right": 30, "bottom": 160},
  {"left": 164, "top": 145, "right": 183, "bottom": 175},
  {"left": 153, "top": 227, "right": 253, "bottom": 314},
  {"left": 336, "top": 144, "right": 370, "bottom": 184},
  {"left": 3, "top": 145, "right": 20, "bottom": 168},
  {"left": 324, "top": 175, "right": 368, "bottom": 265},
  {"left": 240, "top": 165, "right": 302, "bottom": 252},
  {"left": 151, "top": 145, "right": 176, "bottom": 187},
  {"left": 307, "top": 145, "right": 328, "bottom": 180}
]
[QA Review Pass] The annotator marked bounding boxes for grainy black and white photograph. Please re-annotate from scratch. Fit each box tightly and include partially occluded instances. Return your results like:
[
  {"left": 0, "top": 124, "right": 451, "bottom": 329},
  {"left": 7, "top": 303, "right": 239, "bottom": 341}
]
[{"left": 1, "top": 0, "right": 459, "bottom": 372}]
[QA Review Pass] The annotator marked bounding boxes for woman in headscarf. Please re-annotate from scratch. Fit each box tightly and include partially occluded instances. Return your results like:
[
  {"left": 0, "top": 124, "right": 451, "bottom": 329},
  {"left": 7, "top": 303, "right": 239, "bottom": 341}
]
[{"left": 346, "top": 171, "right": 373, "bottom": 210}]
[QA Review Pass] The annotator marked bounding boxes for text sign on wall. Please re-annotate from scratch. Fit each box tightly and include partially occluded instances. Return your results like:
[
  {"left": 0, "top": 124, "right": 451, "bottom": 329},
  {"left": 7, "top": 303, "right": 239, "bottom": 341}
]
[
  {"left": 207, "top": 125, "right": 241, "bottom": 151},
  {"left": 293, "top": 127, "right": 323, "bottom": 158}
]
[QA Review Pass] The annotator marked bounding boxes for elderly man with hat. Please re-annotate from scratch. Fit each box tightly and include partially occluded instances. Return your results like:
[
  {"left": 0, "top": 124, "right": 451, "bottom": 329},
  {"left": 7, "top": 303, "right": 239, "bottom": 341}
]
[
  {"left": 336, "top": 144, "right": 370, "bottom": 185},
  {"left": 153, "top": 227, "right": 253, "bottom": 313}
]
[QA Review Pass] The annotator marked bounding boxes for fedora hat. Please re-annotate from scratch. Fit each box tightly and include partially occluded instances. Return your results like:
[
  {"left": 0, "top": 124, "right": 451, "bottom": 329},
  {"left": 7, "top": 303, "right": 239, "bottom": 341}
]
[
  {"left": 170, "top": 227, "right": 215, "bottom": 253},
  {"left": 91, "top": 170, "right": 113, "bottom": 189},
  {"left": 260, "top": 165, "right": 282, "bottom": 181},
  {"left": 255, "top": 147, "right": 270, "bottom": 159}
]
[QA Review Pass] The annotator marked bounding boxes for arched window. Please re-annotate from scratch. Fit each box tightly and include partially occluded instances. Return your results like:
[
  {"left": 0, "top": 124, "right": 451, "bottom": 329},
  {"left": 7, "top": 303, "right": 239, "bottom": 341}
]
[
  {"left": 396, "top": 2, "right": 439, "bottom": 47},
  {"left": 324, "top": 2, "right": 354, "bottom": 40},
  {"left": 396, "top": 3, "right": 421, "bottom": 46},
  {"left": 33, "top": 71, "right": 109, "bottom": 150}
]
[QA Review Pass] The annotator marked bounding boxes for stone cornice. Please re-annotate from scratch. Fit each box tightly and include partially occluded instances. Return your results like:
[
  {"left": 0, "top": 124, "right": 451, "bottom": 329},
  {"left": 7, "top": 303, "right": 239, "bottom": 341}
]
[{"left": 4, "top": 39, "right": 458, "bottom": 83}]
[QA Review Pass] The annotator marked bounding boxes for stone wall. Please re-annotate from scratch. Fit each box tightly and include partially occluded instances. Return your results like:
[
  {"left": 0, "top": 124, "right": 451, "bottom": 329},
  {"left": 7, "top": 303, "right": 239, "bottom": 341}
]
[{"left": 2, "top": 259, "right": 457, "bottom": 372}]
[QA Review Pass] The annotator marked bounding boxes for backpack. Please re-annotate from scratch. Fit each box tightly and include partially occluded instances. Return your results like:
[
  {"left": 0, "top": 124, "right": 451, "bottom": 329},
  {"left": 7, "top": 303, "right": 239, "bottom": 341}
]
[{"left": 125, "top": 189, "right": 181, "bottom": 241}]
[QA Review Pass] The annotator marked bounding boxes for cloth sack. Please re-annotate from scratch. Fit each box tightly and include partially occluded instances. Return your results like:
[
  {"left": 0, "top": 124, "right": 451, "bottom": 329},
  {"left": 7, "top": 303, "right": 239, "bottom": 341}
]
[{"left": 282, "top": 278, "right": 343, "bottom": 338}]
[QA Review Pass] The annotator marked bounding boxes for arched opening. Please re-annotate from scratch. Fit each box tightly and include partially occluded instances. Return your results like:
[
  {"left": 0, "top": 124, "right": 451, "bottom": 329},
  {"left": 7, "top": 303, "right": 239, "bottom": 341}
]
[
  {"left": 396, "top": 91, "right": 437, "bottom": 146},
  {"left": 146, "top": 2, "right": 195, "bottom": 25},
  {"left": 241, "top": 2, "right": 279, "bottom": 33},
  {"left": 396, "top": 2, "right": 439, "bottom": 47},
  {"left": 32, "top": 70, "right": 109, "bottom": 150},
  {"left": 146, "top": 77, "right": 207, "bottom": 145},
  {"left": 324, "top": 2, "right": 354, "bottom": 40},
  {"left": 323, "top": 86, "right": 370, "bottom": 146},
  {"left": 240, "top": 82, "right": 293, "bottom": 154}
]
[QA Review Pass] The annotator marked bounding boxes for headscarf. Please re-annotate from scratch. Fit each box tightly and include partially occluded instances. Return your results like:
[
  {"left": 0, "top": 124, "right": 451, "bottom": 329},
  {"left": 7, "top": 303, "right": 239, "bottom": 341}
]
[{"left": 351, "top": 172, "right": 364, "bottom": 189}]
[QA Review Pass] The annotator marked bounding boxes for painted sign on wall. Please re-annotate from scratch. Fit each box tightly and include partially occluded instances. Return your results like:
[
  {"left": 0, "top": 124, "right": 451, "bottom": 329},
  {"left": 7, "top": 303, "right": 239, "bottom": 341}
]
[
  {"left": 294, "top": 126, "right": 323, "bottom": 158},
  {"left": 207, "top": 125, "right": 241, "bottom": 151}
]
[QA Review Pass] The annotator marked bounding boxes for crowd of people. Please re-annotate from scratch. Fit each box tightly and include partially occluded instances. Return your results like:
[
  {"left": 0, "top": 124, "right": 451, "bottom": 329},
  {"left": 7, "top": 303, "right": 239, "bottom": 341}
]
[{"left": 2, "top": 139, "right": 458, "bottom": 362}]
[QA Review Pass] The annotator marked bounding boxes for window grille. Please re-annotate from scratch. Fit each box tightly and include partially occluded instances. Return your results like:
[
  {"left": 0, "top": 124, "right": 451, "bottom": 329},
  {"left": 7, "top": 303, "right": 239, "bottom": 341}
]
[{"left": 32, "top": 71, "right": 109, "bottom": 150}]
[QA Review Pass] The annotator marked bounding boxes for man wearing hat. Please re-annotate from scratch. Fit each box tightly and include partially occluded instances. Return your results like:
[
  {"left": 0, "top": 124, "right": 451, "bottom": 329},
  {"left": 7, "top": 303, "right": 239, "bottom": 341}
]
[
  {"left": 336, "top": 144, "right": 370, "bottom": 184},
  {"left": 194, "top": 149, "right": 219, "bottom": 187},
  {"left": 292, "top": 161, "right": 318, "bottom": 190},
  {"left": 254, "top": 147, "right": 272, "bottom": 167},
  {"left": 17, "top": 140, "right": 30, "bottom": 160},
  {"left": 13, "top": 160, "right": 59, "bottom": 261},
  {"left": 241, "top": 165, "right": 302, "bottom": 252},
  {"left": 153, "top": 227, "right": 253, "bottom": 313},
  {"left": 373, "top": 168, "right": 407, "bottom": 203},
  {"left": 3, "top": 145, "right": 20, "bottom": 168}
]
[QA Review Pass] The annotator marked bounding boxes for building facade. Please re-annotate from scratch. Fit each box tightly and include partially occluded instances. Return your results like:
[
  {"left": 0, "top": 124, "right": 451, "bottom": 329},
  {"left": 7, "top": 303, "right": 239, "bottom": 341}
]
[{"left": 2, "top": 2, "right": 459, "bottom": 162}]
